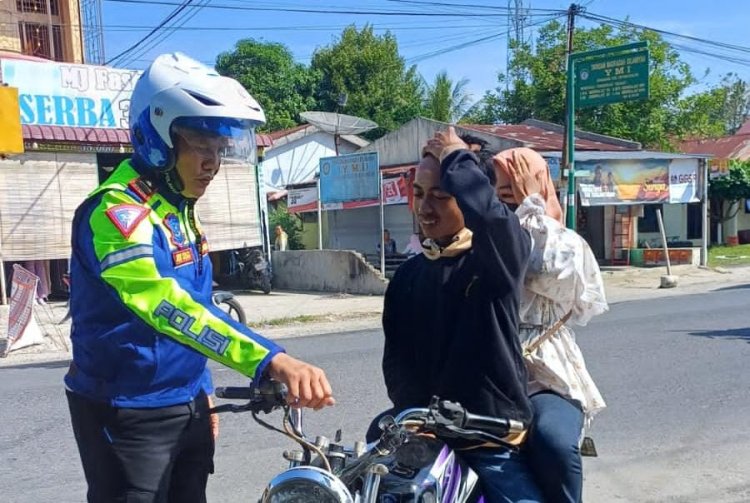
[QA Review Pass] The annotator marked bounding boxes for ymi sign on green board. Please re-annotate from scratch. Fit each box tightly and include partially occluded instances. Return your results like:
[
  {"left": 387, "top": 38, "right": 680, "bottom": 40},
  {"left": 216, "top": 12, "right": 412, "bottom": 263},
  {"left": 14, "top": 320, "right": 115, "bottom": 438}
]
[{"left": 575, "top": 48, "right": 650, "bottom": 107}]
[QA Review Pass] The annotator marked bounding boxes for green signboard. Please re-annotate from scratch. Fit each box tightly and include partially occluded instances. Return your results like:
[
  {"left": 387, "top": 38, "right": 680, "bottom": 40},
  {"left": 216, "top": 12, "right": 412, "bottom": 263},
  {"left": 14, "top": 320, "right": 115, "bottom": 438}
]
[{"left": 575, "top": 48, "right": 649, "bottom": 107}]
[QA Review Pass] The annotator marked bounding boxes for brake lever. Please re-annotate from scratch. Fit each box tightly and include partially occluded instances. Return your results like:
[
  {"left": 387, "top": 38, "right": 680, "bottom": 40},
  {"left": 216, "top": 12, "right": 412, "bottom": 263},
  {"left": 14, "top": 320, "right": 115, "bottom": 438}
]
[{"left": 435, "top": 423, "right": 519, "bottom": 451}]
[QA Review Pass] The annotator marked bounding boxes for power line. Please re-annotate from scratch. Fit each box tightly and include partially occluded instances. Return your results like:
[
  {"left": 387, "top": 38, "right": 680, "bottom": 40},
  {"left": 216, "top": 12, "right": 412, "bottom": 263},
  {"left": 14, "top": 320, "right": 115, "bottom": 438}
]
[
  {"left": 57, "top": 21, "right": 502, "bottom": 33},
  {"left": 407, "top": 12, "right": 564, "bottom": 64},
  {"left": 580, "top": 11, "right": 750, "bottom": 55},
  {"left": 102, "top": 0, "right": 528, "bottom": 17},
  {"left": 384, "top": 0, "right": 565, "bottom": 14},
  {"left": 106, "top": 0, "right": 194, "bottom": 65},
  {"left": 118, "top": 0, "right": 211, "bottom": 67}
]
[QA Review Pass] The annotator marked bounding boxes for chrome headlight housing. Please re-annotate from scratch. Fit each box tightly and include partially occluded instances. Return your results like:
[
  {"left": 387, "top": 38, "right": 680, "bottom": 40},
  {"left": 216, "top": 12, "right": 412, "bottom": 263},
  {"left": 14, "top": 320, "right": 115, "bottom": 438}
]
[{"left": 260, "top": 466, "right": 353, "bottom": 503}]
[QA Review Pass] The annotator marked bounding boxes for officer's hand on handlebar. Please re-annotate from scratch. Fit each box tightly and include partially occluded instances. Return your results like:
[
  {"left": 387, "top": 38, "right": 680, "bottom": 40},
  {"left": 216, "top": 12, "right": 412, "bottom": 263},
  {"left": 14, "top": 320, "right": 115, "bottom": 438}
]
[{"left": 266, "top": 353, "right": 335, "bottom": 411}]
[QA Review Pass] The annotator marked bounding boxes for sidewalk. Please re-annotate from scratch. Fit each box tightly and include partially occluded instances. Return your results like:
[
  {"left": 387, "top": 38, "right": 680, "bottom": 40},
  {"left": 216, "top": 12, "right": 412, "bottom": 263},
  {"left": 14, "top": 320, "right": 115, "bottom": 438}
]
[{"left": 2, "top": 264, "right": 749, "bottom": 367}]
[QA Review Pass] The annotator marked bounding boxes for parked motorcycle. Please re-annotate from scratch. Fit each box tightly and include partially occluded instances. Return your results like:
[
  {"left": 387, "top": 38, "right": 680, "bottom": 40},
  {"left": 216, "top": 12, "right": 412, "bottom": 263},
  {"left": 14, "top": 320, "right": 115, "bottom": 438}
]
[
  {"left": 212, "top": 381, "right": 527, "bottom": 502},
  {"left": 241, "top": 248, "right": 273, "bottom": 294},
  {"left": 223, "top": 247, "right": 272, "bottom": 295}
]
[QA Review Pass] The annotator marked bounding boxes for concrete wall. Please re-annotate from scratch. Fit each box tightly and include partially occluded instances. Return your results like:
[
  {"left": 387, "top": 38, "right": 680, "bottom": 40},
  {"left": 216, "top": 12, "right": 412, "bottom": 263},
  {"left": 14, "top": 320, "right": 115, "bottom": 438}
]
[{"left": 272, "top": 250, "right": 387, "bottom": 295}]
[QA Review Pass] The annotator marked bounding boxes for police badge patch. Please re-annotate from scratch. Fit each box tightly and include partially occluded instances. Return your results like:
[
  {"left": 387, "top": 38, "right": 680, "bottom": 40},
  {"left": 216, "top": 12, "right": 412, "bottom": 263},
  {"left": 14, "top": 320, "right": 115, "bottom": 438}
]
[
  {"left": 164, "top": 214, "right": 187, "bottom": 248},
  {"left": 105, "top": 204, "right": 150, "bottom": 239}
]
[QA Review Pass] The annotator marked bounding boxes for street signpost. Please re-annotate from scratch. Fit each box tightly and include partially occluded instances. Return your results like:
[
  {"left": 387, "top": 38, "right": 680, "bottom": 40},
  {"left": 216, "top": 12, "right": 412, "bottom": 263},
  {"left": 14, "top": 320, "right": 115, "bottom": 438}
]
[
  {"left": 564, "top": 41, "right": 650, "bottom": 229},
  {"left": 318, "top": 152, "right": 384, "bottom": 274},
  {"left": 575, "top": 49, "right": 649, "bottom": 108}
]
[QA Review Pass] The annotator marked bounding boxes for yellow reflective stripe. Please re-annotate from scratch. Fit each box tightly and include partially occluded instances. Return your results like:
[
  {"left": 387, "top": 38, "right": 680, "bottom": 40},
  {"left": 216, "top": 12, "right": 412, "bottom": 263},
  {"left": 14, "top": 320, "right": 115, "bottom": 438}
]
[{"left": 100, "top": 256, "right": 272, "bottom": 378}]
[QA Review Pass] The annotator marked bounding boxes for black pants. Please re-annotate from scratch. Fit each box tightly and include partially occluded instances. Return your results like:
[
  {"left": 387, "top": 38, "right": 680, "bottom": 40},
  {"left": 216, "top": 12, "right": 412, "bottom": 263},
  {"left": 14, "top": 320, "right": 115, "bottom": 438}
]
[{"left": 66, "top": 390, "right": 214, "bottom": 503}]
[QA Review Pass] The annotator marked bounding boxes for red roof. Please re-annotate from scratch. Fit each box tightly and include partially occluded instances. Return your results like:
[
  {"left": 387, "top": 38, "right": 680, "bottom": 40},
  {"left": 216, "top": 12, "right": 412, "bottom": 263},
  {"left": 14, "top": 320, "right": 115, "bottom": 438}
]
[
  {"left": 679, "top": 134, "right": 750, "bottom": 161},
  {"left": 23, "top": 124, "right": 131, "bottom": 144},
  {"left": 463, "top": 124, "right": 636, "bottom": 151},
  {"left": 736, "top": 120, "right": 750, "bottom": 136},
  {"left": 268, "top": 124, "right": 310, "bottom": 141},
  {"left": 22, "top": 125, "right": 274, "bottom": 148},
  {"left": 0, "top": 51, "right": 53, "bottom": 63}
]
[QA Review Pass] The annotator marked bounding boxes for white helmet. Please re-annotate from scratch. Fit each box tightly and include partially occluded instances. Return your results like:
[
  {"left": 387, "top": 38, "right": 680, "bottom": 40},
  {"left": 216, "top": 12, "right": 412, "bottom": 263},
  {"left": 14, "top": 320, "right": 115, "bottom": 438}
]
[{"left": 129, "top": 52, "right": 266, "bottom": 171}]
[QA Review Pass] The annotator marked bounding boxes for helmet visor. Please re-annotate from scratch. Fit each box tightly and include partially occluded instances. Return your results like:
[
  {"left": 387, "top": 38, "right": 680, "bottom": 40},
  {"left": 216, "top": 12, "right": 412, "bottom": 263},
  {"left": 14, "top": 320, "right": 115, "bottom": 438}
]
[{"left": 171, "top": 116, "right": 258, "bottom": 166}]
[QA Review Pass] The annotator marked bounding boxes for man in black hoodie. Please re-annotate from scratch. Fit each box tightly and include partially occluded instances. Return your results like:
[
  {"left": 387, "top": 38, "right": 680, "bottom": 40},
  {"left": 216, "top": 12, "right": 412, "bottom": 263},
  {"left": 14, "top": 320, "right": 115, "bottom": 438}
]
[{"left": 377, "top": 127, "right": 542, "bottom": 502}]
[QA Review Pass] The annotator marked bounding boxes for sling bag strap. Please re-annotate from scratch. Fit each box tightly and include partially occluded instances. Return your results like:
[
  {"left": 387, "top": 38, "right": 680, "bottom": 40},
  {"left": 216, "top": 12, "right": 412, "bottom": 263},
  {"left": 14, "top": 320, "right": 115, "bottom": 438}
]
[{"left": 523, "top": 310, "right": 573, "bottom": 356}]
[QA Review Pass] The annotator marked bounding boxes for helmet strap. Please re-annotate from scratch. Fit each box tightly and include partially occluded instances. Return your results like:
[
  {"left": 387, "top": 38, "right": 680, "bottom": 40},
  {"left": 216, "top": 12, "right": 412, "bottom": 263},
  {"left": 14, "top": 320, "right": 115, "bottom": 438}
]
[{"left": 164, "top": 166, "right": 185, "bottom": 195}]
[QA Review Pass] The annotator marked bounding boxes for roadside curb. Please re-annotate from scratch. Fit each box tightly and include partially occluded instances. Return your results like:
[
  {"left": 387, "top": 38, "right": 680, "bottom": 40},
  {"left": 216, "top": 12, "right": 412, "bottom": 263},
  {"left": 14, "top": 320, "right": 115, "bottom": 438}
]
[{"left": 2, "top": 264, "right": 749, "bottom": 368}]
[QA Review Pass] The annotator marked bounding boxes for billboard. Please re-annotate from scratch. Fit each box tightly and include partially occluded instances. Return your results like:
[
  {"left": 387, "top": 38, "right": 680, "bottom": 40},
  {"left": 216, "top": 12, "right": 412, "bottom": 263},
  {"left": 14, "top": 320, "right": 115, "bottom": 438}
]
[
  {"left": 288, "top": 176, "right": 408, "bottom": 213},
  {"left": 577, "top": 158, "right": 700, "bottom": 206},
  {"left": 319, "top": 152, "right": 379, "bottom": 204},
  {"left": 0, "top": 59, "right": 141, "bottom": 129}
]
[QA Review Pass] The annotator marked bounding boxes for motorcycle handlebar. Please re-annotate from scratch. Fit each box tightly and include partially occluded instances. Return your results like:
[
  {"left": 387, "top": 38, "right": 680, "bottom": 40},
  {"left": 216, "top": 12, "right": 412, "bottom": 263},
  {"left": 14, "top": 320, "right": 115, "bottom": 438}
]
[{"left": 212, "top": 380, "right": 288, "bottom": 414}]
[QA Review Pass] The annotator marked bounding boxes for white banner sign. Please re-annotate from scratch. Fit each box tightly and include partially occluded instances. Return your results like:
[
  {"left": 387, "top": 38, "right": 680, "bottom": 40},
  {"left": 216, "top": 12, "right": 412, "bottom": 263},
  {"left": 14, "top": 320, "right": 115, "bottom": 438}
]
[
  {"left": 669, "top": 159, "right": 700, "bottom": 203},
  {"left": 0, "top": 59, "right": 141, "bottom": 129},
  {"left": 287, "top": 185, "right": 319, "bottom": 213},
  {"left": 3, "top": 264, "right": 43, "bottom": 356}
]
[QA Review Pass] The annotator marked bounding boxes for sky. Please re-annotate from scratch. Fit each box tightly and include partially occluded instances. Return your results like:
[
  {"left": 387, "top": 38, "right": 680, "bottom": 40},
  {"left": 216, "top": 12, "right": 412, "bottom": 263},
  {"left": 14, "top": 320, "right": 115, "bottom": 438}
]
[{"left": 98, "top": 0, "right": 750, "bottom": 105}]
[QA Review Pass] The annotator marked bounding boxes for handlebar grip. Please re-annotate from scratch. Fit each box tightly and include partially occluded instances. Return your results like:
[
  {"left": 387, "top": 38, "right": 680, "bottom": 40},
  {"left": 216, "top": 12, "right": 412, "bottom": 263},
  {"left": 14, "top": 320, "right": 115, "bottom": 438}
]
[
  {"left": 463, "top": 412, "right": 525, "bottom": 435},
  {"left": 215, "top": 387, "right": 256, "bottom": 400}
]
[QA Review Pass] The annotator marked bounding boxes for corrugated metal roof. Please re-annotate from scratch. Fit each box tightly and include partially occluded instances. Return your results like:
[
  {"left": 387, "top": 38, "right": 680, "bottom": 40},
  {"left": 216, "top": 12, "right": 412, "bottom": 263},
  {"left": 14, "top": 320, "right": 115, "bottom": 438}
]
[
  {"left": 542, "top": 150, "right": 710, "bottom": 160},
  {"left": 463, "top": 124, "right": 638, "bottom": 152},
  {"left": 736, "top": 120, "right": 750, "bottom": 136},
  {"left": 679, "top": 135, "right": 750, "bottom": 160}
]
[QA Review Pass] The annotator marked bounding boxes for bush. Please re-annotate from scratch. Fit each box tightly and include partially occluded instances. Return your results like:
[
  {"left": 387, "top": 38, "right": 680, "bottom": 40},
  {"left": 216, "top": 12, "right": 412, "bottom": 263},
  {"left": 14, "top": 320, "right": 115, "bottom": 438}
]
[{"left": 269, "top": 202, "right": 304, "bottom": 250}]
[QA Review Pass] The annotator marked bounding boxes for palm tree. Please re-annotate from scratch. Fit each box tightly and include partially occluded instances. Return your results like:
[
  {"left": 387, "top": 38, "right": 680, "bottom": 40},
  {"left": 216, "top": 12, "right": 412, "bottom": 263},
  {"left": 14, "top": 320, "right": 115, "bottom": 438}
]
[{"left": 424, "top": 71, "right": 472, "bottom": 123}]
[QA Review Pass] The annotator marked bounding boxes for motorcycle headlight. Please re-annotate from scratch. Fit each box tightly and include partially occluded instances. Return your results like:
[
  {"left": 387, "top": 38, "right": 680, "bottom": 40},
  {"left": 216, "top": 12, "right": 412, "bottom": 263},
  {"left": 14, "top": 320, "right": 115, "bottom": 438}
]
[{"left": 261, "top": 467, "right": 353, "bottom": 503}]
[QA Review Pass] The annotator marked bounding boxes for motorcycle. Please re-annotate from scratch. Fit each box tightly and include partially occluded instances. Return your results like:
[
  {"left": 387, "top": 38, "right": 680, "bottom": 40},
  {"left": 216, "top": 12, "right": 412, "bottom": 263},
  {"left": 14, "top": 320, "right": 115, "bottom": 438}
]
[
  {"left": 212, "top": 381, "right": 528, "bottom": 502},
  {"left": 225, "top": 247, "right": 272, "bottom": 295}
]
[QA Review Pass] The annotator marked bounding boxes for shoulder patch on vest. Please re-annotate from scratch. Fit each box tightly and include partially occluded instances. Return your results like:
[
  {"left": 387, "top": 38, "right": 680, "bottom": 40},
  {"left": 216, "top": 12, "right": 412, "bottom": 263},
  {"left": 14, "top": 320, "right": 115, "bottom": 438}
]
[{"left": 105, "top": 204, "right": 150, "bottom": 239}]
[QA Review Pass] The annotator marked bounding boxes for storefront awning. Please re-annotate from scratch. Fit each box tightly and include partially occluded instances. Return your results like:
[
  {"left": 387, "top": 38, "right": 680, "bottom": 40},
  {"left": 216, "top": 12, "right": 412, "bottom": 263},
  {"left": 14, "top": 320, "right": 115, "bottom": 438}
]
[
  {"left": 23, "top": 125, "right": 131, "bottom": 144},
  {"left": 22, "top": 125, "right": 275, "bottom": 148}
]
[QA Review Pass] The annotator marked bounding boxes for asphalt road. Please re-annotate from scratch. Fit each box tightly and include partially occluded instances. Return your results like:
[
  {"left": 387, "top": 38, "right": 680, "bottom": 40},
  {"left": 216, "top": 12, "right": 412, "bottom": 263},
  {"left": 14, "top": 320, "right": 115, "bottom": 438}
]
[{"left": 1, "top": 287, "right": 749, "bottom": 502}]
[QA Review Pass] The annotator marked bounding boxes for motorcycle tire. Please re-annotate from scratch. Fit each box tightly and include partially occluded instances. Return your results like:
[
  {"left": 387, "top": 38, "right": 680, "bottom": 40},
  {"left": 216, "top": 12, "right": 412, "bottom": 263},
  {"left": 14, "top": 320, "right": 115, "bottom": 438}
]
[
  {"left": 261, "top": 276, "right": 272, "bottom": 295},
  {"left": 220, "top": 297, "right": 247, "bottom": 325}
]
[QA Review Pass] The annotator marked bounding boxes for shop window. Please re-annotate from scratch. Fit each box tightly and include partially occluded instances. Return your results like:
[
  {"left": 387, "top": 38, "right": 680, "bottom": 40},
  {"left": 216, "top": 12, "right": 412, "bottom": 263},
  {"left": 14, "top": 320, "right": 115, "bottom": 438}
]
[
  {"left": 18, "top": 21, "right": 64, "bottom": 61},
  {"left": 686, "top": 203, "right": 702, "bottom": 240},
  {"left": 638, "top": 204, "right": 663, "bottom": 233},
  {"left": 16, "top": 0, "right": 58, "bottom": 15}
]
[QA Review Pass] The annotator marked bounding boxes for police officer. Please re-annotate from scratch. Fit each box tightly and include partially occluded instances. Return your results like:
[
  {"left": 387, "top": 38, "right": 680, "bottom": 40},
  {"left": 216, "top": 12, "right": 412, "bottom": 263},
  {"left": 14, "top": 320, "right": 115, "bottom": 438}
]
[{"left": 64, "top": 53, "right": 335, "bottom": 503}]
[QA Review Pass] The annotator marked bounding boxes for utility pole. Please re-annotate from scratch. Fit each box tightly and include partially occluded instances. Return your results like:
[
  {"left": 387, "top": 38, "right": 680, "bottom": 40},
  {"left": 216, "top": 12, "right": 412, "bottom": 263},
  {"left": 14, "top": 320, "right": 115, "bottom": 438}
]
[{"left": 562, "top": 3, "right": 580, "bottom": 229}]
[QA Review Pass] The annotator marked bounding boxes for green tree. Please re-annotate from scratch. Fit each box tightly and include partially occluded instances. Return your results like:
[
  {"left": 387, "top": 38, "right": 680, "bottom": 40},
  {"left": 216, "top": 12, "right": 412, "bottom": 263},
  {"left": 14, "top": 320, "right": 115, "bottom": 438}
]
[
  {"left": 311, "top": 25, "right": 424, "bottom": 138},
  {"left": 269, "top": 202, "right": 304, "bottom": 250},
  {"left": 423, "top": 71, "right": 472, "bottom": 123},
  {"left": 472, "top": 20, "right": 715, "bottom": 148},
  {"left": 708, "top": 160, "right": 750, "bottom": 224},
  {"left": 216, "top": 39, "right": 318, "bottom": 132},
  {"left": 719, "top": 73, "right": 750, "bottom": 135}
]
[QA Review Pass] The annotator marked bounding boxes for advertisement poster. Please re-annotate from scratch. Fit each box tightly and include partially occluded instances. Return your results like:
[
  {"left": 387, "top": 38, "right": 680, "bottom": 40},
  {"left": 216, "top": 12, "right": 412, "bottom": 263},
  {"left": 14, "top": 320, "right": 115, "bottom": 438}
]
[
  {"left": 668, "top": 158, "right": 700, "bottom": 204},
  {"left": 0, "top": 59, "right": 141, "bottom": 130},
  {"left": 288, "top": 176, "right": 408, "bottom": 213},
  {"left": 577, "top": 159, "right": 671, "bottom": 206}
]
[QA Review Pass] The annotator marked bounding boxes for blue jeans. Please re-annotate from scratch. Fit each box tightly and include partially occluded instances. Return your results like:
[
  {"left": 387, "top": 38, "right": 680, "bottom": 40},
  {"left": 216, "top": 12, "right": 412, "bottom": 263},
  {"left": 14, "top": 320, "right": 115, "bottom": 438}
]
[
  {"left": 527, "top": 392, "right": 585, "bottom": 503},
  {"left": 460, "top": 447, "right": 544, "bottom": 503}
]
